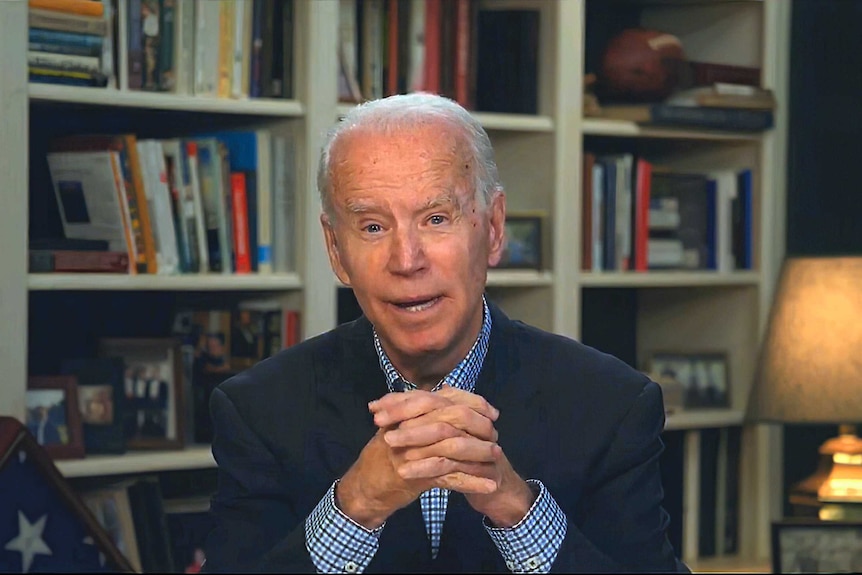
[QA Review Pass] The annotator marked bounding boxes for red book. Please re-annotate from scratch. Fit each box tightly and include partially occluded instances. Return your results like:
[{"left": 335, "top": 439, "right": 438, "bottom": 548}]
[
  {"left": 453, "top": 0, "right": 471, "bottom": 107},
  {"left": 230, "top": 172, "right": 252, "bottom": 274},
  {"left": 634, "top": 158, "right": 653, "bottom": 272},
  {"left": 423, "top": 0, "right": 442, "bottom": 94}
]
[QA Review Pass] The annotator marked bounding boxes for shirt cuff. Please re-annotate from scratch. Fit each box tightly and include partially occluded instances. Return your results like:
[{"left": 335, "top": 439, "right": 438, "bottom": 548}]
[
  {"left": 305, "top": 480, "right": 384, "bottom": 573},
  {"left": 483, "top": 479, "right": 567, "bottom": 573}
]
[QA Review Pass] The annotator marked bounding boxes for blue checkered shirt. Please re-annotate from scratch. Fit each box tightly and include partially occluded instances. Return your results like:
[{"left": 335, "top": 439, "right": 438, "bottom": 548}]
[{"left": 306, "top": 298, "right": 567, "bottom": 573}]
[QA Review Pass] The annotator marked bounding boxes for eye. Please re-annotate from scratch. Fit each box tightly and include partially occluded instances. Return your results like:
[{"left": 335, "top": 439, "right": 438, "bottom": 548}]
[
  {"left": 363, "top": 223, "right": 383, "bottom": 234},
  {"left": 428, "top": 214, "right": 448, "bottom": 225}
]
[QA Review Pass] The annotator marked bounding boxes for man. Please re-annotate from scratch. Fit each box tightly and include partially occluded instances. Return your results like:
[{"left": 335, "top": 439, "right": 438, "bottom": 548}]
[{"left": 204, "top": 93, "right": 685, "bottom": 573}]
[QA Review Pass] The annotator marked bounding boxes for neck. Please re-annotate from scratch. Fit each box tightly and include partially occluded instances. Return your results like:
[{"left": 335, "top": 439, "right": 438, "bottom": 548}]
[{"left": 384, "top": 301, "right": 485, "bottom": 390}]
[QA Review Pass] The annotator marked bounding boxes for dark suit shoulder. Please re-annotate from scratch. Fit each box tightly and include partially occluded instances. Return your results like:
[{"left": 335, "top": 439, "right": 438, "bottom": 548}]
[
  {"left": 214, "top": 317, "right": 374, "bottom": 438},
  {"left": 503, "top": 319, "right": 658, "bottom": 431}
]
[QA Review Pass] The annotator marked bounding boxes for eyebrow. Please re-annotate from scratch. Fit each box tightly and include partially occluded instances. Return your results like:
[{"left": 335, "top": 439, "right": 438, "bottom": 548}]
[{"left": 343, "top": 190, "right": 464, "bottom": 216}]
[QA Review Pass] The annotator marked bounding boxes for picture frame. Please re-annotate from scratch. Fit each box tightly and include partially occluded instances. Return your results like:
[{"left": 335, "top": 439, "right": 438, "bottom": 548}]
[
  {"left": 646, "top": 351, "right": 730, "bottom": 410},
  {"left": 497, "top": 214, "right": 544, "bottom": 270},
  {"left": 80, "top": 482, "right": 142, "bottom": 573},
  {"left": 25, "top": 375, "right": 85, "bottom": 460},
  {"left": 60, "top": 357, "right": 128, "bottom": 455},
  {"left": 772, "top": 519, "right": 862, "bottom": 573},
  {"left": 98, "top": 338, "right": 185, "bottom": 450}
]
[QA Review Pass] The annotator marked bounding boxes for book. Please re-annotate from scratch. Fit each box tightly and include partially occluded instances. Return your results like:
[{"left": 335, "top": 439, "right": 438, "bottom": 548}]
[{"left": 598, "top": 103, "right": 774, "bottom": 132}]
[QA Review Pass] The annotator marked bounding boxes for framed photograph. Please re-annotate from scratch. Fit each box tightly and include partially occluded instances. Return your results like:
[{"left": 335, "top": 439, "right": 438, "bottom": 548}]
[
  {"left": 646, "top": 351, "right": 730, "bottom": 410},
  {"left": 98, "top": 338, "right": 185, "bottom": 450},
  {"left": 60, "top": 357, "right": 128, "bottom": 454},
  {"left": 497, "top": 214, "right": 544, "bottom": 270},
  {"left": 81, "top": 483, "right": 142, "bottom": 573},
  {"left": 26, "top": 375, "right": 85, "bottom": 459},
  {"left": 772, "top": 520, "right": 862, "bottom": 573}
]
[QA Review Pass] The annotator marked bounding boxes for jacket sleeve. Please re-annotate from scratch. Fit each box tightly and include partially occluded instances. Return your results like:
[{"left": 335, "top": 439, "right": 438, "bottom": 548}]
[
  {"left": 550, "top": 380, "right": 690, "bottom": 573},
  {"left": 203, "top": 386, "right": 317, "bottom": 573}
]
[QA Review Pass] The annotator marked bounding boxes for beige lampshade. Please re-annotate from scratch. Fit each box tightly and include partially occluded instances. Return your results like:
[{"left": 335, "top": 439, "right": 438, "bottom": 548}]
[{"left": 749, "top": 256, "right": 862, "bottom": 423}]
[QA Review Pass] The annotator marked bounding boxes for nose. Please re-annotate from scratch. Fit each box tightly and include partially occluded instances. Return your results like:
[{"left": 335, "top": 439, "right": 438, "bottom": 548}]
[{"left": 387, "top": 225, "right": 427, "bottom": 276}]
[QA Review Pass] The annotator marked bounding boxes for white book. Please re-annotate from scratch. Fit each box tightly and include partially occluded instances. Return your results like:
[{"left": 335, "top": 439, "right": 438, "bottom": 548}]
[
  {"left": 185, "top": 142, "right": 210, "bottom": 273},
  {"left": 708, "top": 170, "right": 738, "bottom": 273},
  {"left": 592, "top": 162, "right": 603, "bottom": 271},
  {"left": 46, "top": 151, "right": 129, "bottom": 253},
  {"left": 28, "top": 50, "right": 100, "bottom": 73},
  {"left": 174, "top": 0, "right": 196, "bottom": 94},
  {"left": 100, "top": 0, "right": 115, "bottom": 87},
  {"left": 161, "top": 139, "right": 198, "bottom": 272},
  {"left": 194, "top": 0, "right": 220, "bottom": 96},
  {"left": 231, "top": 0, "right": 250, "bottom": 99},
  {"left": 139, "top": 140, "right": 180, "bottom": 275},
  {"left": 116, "top": 0, "right": 129, "bottom": 90}
]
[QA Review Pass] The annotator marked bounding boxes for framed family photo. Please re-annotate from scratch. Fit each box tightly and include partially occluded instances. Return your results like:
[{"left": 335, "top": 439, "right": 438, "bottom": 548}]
[
  {"left": 497, "top": 214, "right": 544, "bottom": 270},
  {"left": 25, "top": 375, "right": 85, "bottom": 459},
  {"left": 647, "top": 351, "right": 730, "bottom": 410},
  {"left": 772, "top": 520, "right": 862, "bottom": 573},
  {"left": 98, "top": 338, "right": 185, "bottom": 450}
]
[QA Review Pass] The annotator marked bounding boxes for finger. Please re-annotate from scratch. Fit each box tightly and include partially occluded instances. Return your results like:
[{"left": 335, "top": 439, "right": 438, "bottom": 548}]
[
  {"left": 435, "top": 472, "right": 498, "bottom": 494},
  {"left": 436, "top": 385, "right": 500, "bottom": 421},
  {"left": 399, "top": 436, "right": 501, "bottom": 463},
  {"left": 397, "top": 456, "right": 497, "bottom": 482},
  {"left": 384, "top": 421, "right": 465, "bottom": 448},
  {"left": 370, "top": 392, "right": 453, "bottom": 427},
  {"left": 389, "top": 406, "right": 498, "bottom": 443}
]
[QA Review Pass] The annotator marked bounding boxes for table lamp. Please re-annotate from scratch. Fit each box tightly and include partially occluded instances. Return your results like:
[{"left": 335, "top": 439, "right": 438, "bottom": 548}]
[{"left": 748, "top": 256, "right": 862, "bottom": 515}]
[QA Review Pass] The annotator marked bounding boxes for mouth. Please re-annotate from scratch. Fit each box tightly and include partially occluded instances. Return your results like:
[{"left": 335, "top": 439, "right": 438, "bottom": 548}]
[{"left": 390, "top": 296, "right": 442, "bottom": 313}]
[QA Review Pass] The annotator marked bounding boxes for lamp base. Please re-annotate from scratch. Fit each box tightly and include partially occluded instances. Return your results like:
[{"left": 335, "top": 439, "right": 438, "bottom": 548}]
[{"left": 788, "top": 425, "right": 862, "bottom": 518}]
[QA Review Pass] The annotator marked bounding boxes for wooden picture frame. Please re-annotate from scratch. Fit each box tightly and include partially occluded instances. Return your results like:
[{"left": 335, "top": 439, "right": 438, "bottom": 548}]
[
  {"left": 646, "top": 351, "right": 730, "bottom": 410},
  {"left": 497, "top": 214, "right": 544, "bottom": 270},
  {"left": 25, "top": 375, "right": 85, "bottom": 460},
  {"left": 0, "top": 416, "right": 135, "bottom": 572},
  {"left": 772, "top": 519, "right": 862, "bottom": 573},
  {"left": 98, "top": 338, "right": 185, "bottom": 450}
]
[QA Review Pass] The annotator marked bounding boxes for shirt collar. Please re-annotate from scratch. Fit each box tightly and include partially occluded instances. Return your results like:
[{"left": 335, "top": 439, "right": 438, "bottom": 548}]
[{"left": 373, "top": 296, "right": 492, "bottom": 393}]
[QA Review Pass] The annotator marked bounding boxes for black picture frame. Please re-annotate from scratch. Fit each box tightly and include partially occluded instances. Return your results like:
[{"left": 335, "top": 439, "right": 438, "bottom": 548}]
[
  {"left": 772, "top": 519, "right": 862, "bottom": 573},
  {"left": 497, "top": 214, "right": 544, "bottom": 270},
  {"left": 60, "top": 357, "right": 128, "bottom": 455}
]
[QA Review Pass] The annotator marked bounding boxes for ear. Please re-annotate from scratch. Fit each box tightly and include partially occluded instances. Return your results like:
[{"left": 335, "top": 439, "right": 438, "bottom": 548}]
[
  {"left": 486, "top": 191, "right": 507, "bottom": 267},
  {"left": 320, "top": 214, "right": 352, "bottom": 286}
]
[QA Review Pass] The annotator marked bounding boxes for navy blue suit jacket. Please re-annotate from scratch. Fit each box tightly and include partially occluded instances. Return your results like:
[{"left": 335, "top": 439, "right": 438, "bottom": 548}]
[{"left": 204, "top": 301, "right": 686, "bottom": 572}]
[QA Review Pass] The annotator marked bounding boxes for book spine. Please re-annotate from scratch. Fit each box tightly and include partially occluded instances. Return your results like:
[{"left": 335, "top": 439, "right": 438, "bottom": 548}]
[
  {"left": 651, "top": 105, "right": 774, "bottom": 132},
  {"left": 29, "top": 0, "right": 105, "bottom": 17},
  {"left": 28, "top": 50, "right": 100, "bottom": 74},
  {"left": 158, "top": 0, "right": 176, "bottom": 91},
  {"left": 230, "top": 173, "right": 252, "bottom": 274},
  {"left": 127, "top": 0, "right": 144, "bottom": 89},
  {"left": 141, "top": 0, "right": 162, "bottom": 91},
  {"left": 29, "top": 40, "right": 102, "bottom": 57},
  {"left": 29, "top": 27, "right": 103, "bottom": 48},
  {"left": 29, "top": 8, "right": 107, "bottom": 35},
  {"left": 40, "top": 250, "right": 130, "bottom": 272}
]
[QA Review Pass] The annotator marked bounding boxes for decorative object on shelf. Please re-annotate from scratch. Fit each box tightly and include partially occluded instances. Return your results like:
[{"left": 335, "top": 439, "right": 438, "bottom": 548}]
[
  {"left": 646, "top": 351, "right": 730, "bottom": 410},
  {"left": 496, "top": 213, "right": 544, "bottom": 270},
  {"left": 598, "top": 27, "right": 687, "bottom": 103},
  {"left": 97, "top": 338, "right": 186, "bottom": 451},
  {"left": 771, "top": 519, "right": 862, "bottom": 574},
  {"left": 0, "top": 416, "right": 134, "bottom": 572},
  {"left": 25, "top": 375, "right": 85, "bottom": 460},
  {"left": 749, "top": 257, "right": 862, "bottom": 514}
]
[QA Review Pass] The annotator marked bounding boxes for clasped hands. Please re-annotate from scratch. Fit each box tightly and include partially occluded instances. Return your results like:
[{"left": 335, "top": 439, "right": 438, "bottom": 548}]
[{"left": 336, "top": 385, "right": 535, "bottom": 530}]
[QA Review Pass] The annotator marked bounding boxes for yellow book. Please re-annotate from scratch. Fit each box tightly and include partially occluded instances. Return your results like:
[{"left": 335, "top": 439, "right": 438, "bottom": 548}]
[
  {"left": 217, "top": 0, "right": 236, "bottom": 99},
  {"left": 29, "top": 0, "right": 104, "bottom": 18}
]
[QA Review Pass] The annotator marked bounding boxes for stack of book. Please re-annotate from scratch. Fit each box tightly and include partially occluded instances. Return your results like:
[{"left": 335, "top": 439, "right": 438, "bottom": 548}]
[{"left": 28, "top": 0, "right": 113, "bottom": 88}]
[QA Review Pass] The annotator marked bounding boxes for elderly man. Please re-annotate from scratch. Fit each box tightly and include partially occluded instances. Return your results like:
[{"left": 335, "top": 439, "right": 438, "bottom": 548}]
[{"left": 204, "top": 93, "right": 685, "bottom": 573}]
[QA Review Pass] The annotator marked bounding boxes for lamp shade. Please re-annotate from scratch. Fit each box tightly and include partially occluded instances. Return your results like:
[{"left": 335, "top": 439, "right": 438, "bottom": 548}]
[{"left": 749, "top": 256, "right": 862, "bottom": 423}]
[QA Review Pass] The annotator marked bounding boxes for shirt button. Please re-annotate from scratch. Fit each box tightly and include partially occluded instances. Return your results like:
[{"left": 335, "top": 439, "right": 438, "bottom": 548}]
[
  {"left": 526, "top": 556, "right": 541, "bottom": 570},
  {"left": 506, "top": 559, "right": 517, "bottom": 571},
  {"left": 344, "top": 561, "right": 359, "bottom": 573}
]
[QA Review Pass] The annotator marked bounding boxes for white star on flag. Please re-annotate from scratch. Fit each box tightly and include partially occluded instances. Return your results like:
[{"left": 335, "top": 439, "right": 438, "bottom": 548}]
[{"left": 3, "top": 511, "right": 53, "bottom": 572}]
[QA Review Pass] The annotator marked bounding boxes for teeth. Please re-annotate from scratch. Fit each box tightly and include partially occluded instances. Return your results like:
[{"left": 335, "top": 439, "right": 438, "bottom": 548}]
[{"left": 399, "top": 298, "right": 437, "bottom": 312}]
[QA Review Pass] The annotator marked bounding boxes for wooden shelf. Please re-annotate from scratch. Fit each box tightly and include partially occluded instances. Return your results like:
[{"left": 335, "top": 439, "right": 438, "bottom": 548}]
[
  {"left": 28, "top": 272, "right": 303, "bottom": 291},
  {"left": 336, "top": 104, "right": 553, "bottom": 132},
  {"left": 486, "top": 269, "right": 554, "bottom": 287},
  {"left": 579, "top": 271, "right": 760, "bottom": 288},
  {"left": 55, "top": 445, "right": 215, "bottom": 478},
  {"left": 664, "top": 409, "right": 746, "bottom": 431},
  {"left": 581, "top": 117, "right": 763, "bottom": 142},
  {"left": 29, "top": 84, "right": 305, "bottom": 116}
]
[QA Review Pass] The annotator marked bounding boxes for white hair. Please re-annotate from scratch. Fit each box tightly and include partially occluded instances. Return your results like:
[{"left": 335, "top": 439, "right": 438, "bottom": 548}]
[{"left": 317, "top": 92, "right": 502, "bottom": 221}]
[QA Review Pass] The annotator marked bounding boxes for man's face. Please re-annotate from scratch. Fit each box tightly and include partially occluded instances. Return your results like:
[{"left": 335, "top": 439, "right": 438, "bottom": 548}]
[{"left": 322, "top": 122, "right": 506, "bottom": 369}]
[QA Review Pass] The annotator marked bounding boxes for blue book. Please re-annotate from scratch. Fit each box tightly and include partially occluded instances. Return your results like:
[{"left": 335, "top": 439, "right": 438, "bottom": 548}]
[{"left": 29, "top": 28, "right": 103, "bottom": 49}]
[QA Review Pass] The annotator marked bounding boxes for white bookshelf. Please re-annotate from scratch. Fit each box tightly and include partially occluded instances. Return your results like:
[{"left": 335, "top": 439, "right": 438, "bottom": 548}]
[
  {"left": 28, "top": 272, "right": 303, "bottom": 291},
  {"left": 29, "top": 83, "right": 306, "bottom": 116},
  {"left": 55, "top": 445, "right": 215, "bottom": 478},
  {"left": 0, "top": 0, "right": 791, "bottom": 569}
]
